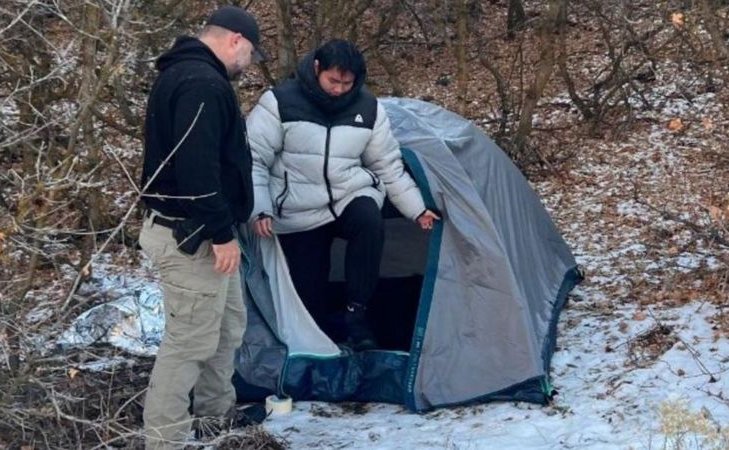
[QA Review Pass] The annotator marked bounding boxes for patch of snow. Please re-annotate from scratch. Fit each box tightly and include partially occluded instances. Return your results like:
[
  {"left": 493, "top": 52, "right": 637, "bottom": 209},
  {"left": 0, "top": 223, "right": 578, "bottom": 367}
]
[
  {"left": 0, "top": 98, "right": 19, "bottom": 126},
  {"left": 62, "top": 256, "right": 729, "bottom": 450},
  {"left": 616, "top": 200, "right": 649, "bottom": 217},
  {"left": 676, "top": 253, "right": 704, "bottom": 271},
  {"left": 53, "top": 40, "right": 80, "bottom": 77}
]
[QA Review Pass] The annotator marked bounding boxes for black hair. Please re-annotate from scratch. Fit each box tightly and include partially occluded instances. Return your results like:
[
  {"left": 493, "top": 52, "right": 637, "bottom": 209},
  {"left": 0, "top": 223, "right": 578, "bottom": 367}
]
[{"left": 314, "top": 39, "right": 366, "bottom": 78}]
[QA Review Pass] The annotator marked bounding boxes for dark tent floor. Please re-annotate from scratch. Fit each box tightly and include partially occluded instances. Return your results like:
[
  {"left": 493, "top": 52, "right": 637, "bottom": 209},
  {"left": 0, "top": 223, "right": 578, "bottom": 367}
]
[{"left": 315, "top": 275, "right": 423, "bottom": 352}]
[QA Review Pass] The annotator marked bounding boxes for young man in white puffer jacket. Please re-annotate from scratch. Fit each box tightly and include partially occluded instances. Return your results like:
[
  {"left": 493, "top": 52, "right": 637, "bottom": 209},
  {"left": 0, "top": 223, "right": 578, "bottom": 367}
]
[{"left": 247, "top": 39, "right": 439, "bottom": 350}]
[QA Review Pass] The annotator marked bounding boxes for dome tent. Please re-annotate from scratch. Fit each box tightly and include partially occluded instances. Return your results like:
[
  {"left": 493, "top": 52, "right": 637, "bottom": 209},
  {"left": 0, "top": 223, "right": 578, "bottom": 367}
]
[{"left": 234, "top": 97, "right": 582, "bottom": 412}]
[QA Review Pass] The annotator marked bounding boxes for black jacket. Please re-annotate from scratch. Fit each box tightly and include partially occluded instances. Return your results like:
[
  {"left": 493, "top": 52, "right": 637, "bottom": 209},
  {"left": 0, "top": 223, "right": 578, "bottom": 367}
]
[{"left": 141, "top": 36, "right": 253, "bottom": 244}]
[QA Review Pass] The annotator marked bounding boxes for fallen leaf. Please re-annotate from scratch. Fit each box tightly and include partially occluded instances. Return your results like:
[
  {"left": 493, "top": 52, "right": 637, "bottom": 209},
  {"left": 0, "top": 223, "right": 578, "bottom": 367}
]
[
  {"left": 709, "top": 206, "right": 723, "bottom": 222},
  {"left": 68, "top": 368, "right": 79, "bottom": 379},
  {"left": 671, "top": 12, "right": 685, "bottom": 28},
  {"left": 701, "top": 117, "right": 714, "bottom": 130},
  {"left": 667, "top": 118, "right": 684, "bottom": 132}
]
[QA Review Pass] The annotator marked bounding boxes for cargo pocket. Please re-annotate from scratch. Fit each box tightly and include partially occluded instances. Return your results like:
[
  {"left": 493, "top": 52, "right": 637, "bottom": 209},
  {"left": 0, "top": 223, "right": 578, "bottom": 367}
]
[
  {"left": 159, "top": 281, "right": 225, "bottom": 359},
  {"left": 161, "top": 281, "right": 219, "bottom": 340},
  {"left": 139, "top": 223, "right": 171, "bottom": 262}
]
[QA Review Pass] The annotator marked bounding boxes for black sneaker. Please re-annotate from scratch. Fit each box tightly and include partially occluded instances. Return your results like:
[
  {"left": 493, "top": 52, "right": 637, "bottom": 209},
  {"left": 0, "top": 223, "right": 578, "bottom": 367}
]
[
  {"left": 344, "top": 303, "right": 377, "bottom": 351},
  {"left": 230, "top": 403, "right": 267, "bottom": 428}
]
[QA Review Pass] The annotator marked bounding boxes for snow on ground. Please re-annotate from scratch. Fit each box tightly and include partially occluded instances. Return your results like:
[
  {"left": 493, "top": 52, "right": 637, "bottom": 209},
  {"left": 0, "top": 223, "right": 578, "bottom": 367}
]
[
  {"left": 254, "top": 302, "right": 727, "bottom": 450},
  {"left": 62, "top": 262, "right": 728, "bottom": 449}
]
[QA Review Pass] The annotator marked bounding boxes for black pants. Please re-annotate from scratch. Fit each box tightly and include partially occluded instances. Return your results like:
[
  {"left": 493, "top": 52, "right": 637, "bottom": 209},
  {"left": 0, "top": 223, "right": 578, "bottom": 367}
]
[{"left": 278, "top": 197, "right": 384, "bottom": 324}]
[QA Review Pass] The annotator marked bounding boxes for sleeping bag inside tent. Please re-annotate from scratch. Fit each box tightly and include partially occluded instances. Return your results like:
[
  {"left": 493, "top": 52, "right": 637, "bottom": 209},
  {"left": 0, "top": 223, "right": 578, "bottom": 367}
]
[{"left": 233, "top": 97, "right": 582, "bottom": 412}]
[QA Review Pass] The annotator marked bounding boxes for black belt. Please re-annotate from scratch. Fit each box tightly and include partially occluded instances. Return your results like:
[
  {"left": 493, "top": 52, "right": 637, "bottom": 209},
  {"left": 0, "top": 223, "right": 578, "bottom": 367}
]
[
  {"left": 146, "top": 211, "right": 183, "bottom": 229},
  {"left": 153, "top": 216, "right": 180, "bottom": 229}
]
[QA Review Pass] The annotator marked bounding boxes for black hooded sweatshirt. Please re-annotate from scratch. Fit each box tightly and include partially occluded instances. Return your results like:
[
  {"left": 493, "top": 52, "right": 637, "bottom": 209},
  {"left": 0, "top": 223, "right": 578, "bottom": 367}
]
[{"left": 141, "top": 36, "right": 253, "bottom": 244}]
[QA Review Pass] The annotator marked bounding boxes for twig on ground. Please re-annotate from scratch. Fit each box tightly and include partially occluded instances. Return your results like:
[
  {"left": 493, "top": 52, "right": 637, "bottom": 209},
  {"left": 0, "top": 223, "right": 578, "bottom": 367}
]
[
  {"left": 635, "top": 197, "right": 729, "bottom": 248},
  {"left": 645, "top": 309, "right": 718, "bottom": 383}
]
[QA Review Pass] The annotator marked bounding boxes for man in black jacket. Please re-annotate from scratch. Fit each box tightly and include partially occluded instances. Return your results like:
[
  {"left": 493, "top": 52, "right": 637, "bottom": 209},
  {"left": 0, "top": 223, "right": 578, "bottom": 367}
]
[{"left": 139, "top": 6, "right": 265, "bottom": 448}]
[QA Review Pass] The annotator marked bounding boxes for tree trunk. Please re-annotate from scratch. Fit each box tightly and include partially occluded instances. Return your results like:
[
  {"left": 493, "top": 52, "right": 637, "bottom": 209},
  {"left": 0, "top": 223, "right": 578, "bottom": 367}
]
[
  {"left": 507, "top": 0, "right": 527, "bottom": 38},
  {"left": 456, "top": 0, "right": 469, "bottom": 114},
  {"left": 275, "top": 0, "right": 297, "bottom": 80},
  {"left": 312, "top": 0, "right": 328, "bottom": 48},
  {"left": 77, "top": 2, "right": 103, "bottom": 282},
  {"left": 511, "top": 0, "right": 567, "bottom": 161},
  {"left": 478, "top": 45, "right": 511, "bottom": 139}
]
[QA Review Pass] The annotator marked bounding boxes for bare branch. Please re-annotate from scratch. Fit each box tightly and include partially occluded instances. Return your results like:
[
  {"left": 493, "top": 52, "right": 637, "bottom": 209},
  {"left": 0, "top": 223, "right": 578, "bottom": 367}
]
[
  {"left": 60, "top": 102, "right": 206, "bottom": 313},
  {"left": 103, "top": 144, "right": 140, "bottom": 194}
]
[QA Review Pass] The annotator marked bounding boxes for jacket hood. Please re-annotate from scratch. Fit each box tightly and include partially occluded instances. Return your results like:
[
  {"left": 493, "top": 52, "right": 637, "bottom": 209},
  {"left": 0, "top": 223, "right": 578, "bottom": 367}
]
[
  {"left": 295, "top": 51, "right": 366, "bottom": 115},
  {"left": 156, "top": 36, "right": 228, "bottom": 79}
]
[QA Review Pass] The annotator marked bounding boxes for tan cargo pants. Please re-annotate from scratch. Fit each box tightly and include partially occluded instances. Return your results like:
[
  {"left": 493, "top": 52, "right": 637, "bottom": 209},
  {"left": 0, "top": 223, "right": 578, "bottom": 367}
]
[{"left": 139, "top": 213, "right": 246, "bottom": 449}]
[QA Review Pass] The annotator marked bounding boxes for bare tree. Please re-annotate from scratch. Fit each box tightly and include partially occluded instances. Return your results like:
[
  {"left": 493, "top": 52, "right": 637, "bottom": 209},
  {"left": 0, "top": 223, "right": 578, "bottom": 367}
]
[
  {"left": 0, "top": 0, "right": 209, "bottom": 311},
  {"left": 455, "top": 0, "right": 469, "bottom": 114},
  {"left": 511, "top": 0, "right": 568, "bottom": 161},
  {"left": 507, "top": 0, "right": 527, "bottom": 38},
  {"left": 369, "top": 0, "right": 406, "bottom": 95}
]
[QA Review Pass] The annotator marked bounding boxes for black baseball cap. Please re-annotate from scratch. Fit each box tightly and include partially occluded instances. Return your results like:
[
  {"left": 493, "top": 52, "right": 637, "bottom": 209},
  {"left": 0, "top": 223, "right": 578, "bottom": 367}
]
[{"left": 206, "top": 6, "right": 268, "bottom": 62}]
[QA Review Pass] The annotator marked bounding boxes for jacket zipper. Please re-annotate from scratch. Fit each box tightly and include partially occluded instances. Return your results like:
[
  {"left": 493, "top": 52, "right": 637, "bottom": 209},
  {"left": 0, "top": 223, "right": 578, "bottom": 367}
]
[
  {"left": 323, "top": 125, "right": 337, "bottom": 218},
  {"left": 275, "top": 171, "right": 289, "bottom": 217}
]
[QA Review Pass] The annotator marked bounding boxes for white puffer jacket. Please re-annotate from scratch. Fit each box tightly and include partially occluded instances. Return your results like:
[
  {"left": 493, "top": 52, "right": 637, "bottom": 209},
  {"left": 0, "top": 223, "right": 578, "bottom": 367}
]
[{"left": 246, "top": 82, "right": 425, "bottom": 234}]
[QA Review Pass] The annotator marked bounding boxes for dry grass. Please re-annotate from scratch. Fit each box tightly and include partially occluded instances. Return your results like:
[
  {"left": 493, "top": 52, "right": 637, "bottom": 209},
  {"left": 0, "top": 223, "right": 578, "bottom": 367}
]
[
  {"left": 0, "top": 347, "right": 287, "bottom": 449},
  {"left": 659, "top": 399, "right": 729, "bottom": 450},
  {"left": 0, "top": 348, "right": 150, "bottom": 449}
]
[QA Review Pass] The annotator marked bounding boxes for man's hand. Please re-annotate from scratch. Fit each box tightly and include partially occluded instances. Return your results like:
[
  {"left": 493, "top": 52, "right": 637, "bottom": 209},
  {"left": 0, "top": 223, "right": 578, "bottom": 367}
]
[
  {"left": 212, "top": 240, "right": 241, "bottom": 275},
  {"left": 253, "top": 215, "right": 274, "bottom": 238},
  {"left": 417, "top": 209, "right": 440, "bottom": 231}
]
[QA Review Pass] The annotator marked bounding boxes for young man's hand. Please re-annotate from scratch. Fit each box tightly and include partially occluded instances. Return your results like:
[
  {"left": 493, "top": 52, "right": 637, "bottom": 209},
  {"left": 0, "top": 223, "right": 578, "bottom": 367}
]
[
  {"left": 417, "top": 209, "right": 440, "bottom": 230},
  {"left": 212, "top": 240, "right": 241, "bottom": 274},
  {"left": 253, "top": 216, "right": 274, "bottom": 238}
]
